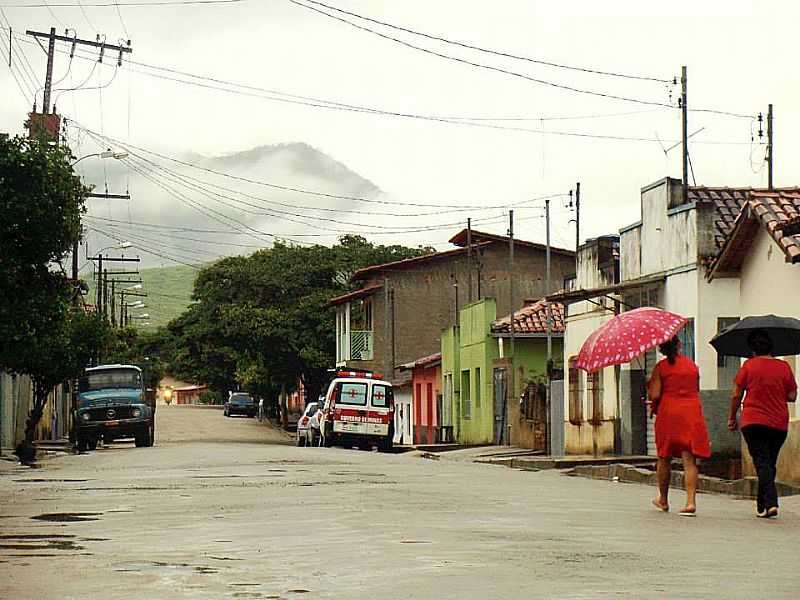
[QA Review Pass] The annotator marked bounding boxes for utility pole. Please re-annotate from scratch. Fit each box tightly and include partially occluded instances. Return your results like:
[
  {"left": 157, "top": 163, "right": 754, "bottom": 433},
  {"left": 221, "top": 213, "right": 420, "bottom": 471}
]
[
  {"left": 767, "top": 103, "right": 774, "bottom": 190},
  {"left": 545, "top": 198, "right": 556, "bottom": 456},
  {"left": 89, "top": 255, "right": 140, "bottom": 317},
  {"left": 95, "top": 254, "right": 103, "bottom": 313},
  {"left": 508, "top": 210, "right": 515, "bottom": 446},
  {"left": 575, "top": 182, "right": 581, "bottom": 255},
  {"left": 26, "top": 29, "right": 132, "bottom": 115},
  {"left": 466, "top": 219, "right": 473, "bottom": 304},
  {"left": 110, "top": 281, "right": 116, "bottom": 326},
  {"left": 681, "top": 66, "right": 689, "bottom": 205}
]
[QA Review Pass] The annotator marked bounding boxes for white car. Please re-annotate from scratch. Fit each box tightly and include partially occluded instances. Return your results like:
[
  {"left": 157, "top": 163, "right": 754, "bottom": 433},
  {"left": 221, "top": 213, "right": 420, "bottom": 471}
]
[{"left": 296, "top": 402, "right": 319, "bottom": 447}]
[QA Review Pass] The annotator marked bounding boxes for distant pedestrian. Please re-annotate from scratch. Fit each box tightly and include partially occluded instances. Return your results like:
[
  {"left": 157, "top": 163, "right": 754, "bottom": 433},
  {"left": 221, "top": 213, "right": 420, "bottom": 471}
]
[
  {"left": 258, "top": 397, "right": 265, "bottom": 422},
  {"left": 729, "top": 330, "right": 797, "bottom": 519},
  {"left": 647, "top": 336, "right": 711, "bottom": 516}
]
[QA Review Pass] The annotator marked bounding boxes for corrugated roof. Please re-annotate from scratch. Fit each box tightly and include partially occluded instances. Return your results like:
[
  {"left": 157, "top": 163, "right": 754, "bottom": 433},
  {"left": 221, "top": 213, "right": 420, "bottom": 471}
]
[{"left": 491, "top": 300, "right": 565, "bottom": 335}]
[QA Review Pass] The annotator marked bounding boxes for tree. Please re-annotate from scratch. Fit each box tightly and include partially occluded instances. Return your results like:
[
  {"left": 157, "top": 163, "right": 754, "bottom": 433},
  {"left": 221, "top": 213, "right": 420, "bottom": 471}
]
[
  {"left": 0, "top": 135, "right": 103, "bottom": 460},
  {"left": 167, "top": 236, "right": 429, "bottom": 417}
]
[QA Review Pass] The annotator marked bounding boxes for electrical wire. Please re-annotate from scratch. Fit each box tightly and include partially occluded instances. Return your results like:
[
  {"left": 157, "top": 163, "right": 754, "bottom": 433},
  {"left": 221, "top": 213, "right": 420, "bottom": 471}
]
[
  {"left": 289, "top": 0, "right": 675, "bottom": 109},
  {"left": 84, "top": 127, "right": 559, "bottom": 220},
  {"left": 6, "top": 27, "right": 757, "bottom": 137},
  {"left": 298, "top": 0, "right": 672, "bottom": 84}
]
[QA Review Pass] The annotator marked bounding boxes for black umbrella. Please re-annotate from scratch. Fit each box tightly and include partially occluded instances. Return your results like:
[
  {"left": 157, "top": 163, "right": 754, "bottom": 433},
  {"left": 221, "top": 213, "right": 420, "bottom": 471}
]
[{"left": 710, "top": 315, "right": 800, "bottom": 358}]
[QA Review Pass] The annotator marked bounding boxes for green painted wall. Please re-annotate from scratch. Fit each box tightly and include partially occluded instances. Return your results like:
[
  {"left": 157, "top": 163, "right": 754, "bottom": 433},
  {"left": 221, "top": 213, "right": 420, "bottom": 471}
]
[
  {"left": 441, "top": 298, "right": 566, "bottom": 446},
  {"left": 453, "top": 299, "right": 498, "bottom": 445}
]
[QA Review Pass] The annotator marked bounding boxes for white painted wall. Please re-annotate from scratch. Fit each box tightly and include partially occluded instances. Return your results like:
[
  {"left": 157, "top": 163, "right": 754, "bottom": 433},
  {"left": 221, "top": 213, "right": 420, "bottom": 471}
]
[{"left": 739, "top": 227, "right": 800, "bottom": 415}]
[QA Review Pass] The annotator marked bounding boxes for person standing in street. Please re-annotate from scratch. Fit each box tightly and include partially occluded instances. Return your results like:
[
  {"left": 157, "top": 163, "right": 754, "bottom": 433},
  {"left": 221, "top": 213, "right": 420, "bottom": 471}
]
[
  {"left": 648, "top": 336, "right": 711, "bottom": 516},
  {"left": 729, "top": 330, "right": 797, "bottom": 519}
]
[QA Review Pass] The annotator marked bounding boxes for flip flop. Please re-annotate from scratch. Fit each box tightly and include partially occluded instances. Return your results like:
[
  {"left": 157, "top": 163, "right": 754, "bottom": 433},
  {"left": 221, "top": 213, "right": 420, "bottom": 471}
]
[
  {"left": 679, "top": 508, "right": 697, "bottom": 517},
  {"left": 651, "top": 498, "right": 669, "bottom": 512}
]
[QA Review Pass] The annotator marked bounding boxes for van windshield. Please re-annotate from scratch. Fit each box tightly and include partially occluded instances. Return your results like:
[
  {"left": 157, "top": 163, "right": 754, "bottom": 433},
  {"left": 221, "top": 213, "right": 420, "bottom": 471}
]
[
  {"left": 79, "top": 369, "right": 141, "bottom": 392},
  {"left": 338, "top": 382, "right": 368, "bottom": 406}
]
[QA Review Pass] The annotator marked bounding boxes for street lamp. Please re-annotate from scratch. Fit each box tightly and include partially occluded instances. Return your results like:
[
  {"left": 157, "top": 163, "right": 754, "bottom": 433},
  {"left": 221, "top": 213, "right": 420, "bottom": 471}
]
[
  {"left": 71, "top": 149, "right": 129, "bottom": 166},
  {"left": 125, "top": 283, "right": 143, "bottom": 291},
  {"left": 97, "top": 241, "right": 133, "bottom": 254}
]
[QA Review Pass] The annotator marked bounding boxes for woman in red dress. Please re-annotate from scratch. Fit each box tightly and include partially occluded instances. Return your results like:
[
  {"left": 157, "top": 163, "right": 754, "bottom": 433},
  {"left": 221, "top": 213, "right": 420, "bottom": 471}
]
[{"left": 647, "top": 337, "right": 711, "bottom": 516}]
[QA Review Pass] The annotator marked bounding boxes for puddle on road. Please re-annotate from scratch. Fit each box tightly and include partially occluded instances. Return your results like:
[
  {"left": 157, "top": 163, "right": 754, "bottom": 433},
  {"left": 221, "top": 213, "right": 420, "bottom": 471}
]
[
  {"left": 14, "top": 479, "right": 90, "bottom": 483},
  {"left": 114, "top": 560, "right": 223, "bottom": 575},
  {"left": 400, "top": 540, "right": 433, "bottom": 544},
  {"left": 208, "top": 556, "right": 244, "bottom": 561},
  {"left": 0, "top": 534, "right": 75, "bottom": 540},
  {"left": 31, "top": 512, "right": 102, "bottom": 523}
]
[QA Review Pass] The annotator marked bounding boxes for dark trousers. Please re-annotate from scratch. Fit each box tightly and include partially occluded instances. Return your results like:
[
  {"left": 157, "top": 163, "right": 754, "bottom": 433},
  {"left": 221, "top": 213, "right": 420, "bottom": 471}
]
[{"left": 742, "top": 425, "right": 788, "bottom": 511}]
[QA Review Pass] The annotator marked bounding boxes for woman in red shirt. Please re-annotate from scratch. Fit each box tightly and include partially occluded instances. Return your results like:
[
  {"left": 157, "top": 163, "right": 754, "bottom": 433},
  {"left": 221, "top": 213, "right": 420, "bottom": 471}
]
[
  {"left": 648, "top": 337, "right": 711, "bottom": 516},
  {"left": 730, "top": 330, "right": 797, "bottom": 518}
]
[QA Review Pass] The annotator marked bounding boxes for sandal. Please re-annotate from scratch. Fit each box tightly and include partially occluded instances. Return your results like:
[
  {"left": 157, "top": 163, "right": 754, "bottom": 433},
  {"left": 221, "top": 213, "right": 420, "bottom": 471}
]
[
  {"left": 678, "top": 507, "right": 697, "bottom": 517},
  {"left": 651, "top": 498, "right": 669, "bottom": 512}
]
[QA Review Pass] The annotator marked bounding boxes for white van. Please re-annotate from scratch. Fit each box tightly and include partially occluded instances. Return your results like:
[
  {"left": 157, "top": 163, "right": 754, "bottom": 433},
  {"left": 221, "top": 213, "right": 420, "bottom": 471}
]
[{"left": 320, "top": 371, "right": 394, "bottom": 452}]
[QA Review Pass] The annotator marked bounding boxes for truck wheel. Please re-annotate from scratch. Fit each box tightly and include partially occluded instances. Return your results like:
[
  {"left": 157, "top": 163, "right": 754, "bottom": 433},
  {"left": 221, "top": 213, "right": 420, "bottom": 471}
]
[
  {"left": 77, "top": 437, "right": 88, "bottom": 453},
  {"left": 147, "top": 423, "right": 155, "bottom": 447},
  {"left": 135, "top": 427, "right": 151, "bottom": 448}
]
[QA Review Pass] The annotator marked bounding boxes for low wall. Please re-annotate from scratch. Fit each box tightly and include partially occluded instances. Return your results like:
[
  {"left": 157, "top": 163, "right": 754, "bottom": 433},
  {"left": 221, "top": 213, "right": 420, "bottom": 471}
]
[
  {"left": 700, "top": 390, "right": 741, "bottom": 457},
  {"left": 743, "top": 419, "right": 800, "bottom": 485}
]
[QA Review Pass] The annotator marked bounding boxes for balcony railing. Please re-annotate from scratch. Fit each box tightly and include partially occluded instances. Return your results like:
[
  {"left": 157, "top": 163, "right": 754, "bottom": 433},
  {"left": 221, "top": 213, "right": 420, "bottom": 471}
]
[{"left": 350, "top": 330, "right": 373, "bottom": 361}]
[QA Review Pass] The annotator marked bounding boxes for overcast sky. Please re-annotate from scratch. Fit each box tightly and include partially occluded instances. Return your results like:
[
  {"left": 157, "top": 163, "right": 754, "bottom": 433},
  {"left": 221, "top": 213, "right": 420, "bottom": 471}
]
[{"left": 2, "top": 1, "right": 799, "bottom": 267}]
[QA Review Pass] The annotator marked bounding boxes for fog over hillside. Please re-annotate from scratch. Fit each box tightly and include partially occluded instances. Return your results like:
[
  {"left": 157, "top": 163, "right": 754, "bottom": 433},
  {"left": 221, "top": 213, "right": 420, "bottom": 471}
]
[{"left": 78, "top": 140, "right": 417, "bottom": 269}]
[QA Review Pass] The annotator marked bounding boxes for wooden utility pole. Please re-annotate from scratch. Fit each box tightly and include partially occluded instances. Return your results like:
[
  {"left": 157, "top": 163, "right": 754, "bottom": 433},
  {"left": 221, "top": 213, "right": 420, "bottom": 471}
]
[
  {"left": 466, "top": 218, "right": 473, "bottom": 304},
  {"left": 26, "top": 29, "right": 132, "bottom": 114},
  {"left": 681, "top": 66, "right": 689, "bottom": 204},
  {"left": 575, "top": 182, "right": 581, "bottom": 255},
  {"left": 767, "top": 103, "right": 774, "bottom": 190},
  {"left": 508, "top": 210, "right": 515, "bottom": 446}
]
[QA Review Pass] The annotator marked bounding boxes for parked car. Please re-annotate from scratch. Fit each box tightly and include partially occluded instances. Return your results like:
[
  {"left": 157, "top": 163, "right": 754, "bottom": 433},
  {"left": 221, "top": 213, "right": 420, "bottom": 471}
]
[
  {"left": 296, "top": 402, "right": 319, "bottom": 447},
  {"left": 320, "top": 371, "right": 394, "bottom": 452},
  {"left": 224, "top": 392, "right": 256, "bottom": 417}
]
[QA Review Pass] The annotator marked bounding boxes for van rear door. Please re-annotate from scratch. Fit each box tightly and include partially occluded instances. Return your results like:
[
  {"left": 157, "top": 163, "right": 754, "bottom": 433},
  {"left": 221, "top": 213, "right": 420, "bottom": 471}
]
[
  {"left": 367, "top": 382, "right": 393, "bottom": 437},
  {"left": 332, "top": 380, "right": 369, "bottom": 435}
]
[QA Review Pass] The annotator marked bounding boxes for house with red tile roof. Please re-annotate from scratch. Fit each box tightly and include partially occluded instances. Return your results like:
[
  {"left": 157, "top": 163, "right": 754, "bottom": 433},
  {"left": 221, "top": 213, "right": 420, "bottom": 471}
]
[
  {"left": 705, "top": 188, "right": 800, "bottom": 484},
  {"left": 548, "top": 177, "right": 796, "bottom": 458}
]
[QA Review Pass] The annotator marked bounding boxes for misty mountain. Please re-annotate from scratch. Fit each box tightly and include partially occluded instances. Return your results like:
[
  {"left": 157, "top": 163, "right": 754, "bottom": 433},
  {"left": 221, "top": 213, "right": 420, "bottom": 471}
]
[{"left": 80, "top": 140, "right": 385, "bottom": 269}]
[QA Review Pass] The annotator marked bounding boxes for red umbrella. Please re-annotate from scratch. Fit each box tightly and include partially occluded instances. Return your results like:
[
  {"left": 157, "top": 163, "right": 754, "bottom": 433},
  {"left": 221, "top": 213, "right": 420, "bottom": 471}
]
[{"left": 576, "top": 307, "right": 688, "bottom": 373}]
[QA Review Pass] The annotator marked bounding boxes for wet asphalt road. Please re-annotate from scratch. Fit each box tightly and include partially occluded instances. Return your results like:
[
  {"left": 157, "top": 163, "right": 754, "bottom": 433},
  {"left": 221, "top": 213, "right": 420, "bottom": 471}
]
[{"left": 2, "top": 405, "right": 800, "bottom": 599}]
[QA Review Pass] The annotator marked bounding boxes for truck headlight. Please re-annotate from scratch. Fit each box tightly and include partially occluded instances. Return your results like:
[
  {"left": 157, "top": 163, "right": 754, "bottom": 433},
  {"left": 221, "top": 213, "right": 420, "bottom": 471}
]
[
  {"left": 80, "top": 412, "right": 90, "bottom": 422},
  {"left": 132, "top": 408, "right": 142, "bottom": 418}
]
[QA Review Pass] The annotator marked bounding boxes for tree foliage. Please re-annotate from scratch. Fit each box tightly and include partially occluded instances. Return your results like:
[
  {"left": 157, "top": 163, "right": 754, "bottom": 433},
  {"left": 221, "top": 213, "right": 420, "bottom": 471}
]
[
  {"left": 0, "top": 135, "right": 105, "bottom": 457},
  {"left": 167, "top": 236, "right": 430, "bottom": 409}
]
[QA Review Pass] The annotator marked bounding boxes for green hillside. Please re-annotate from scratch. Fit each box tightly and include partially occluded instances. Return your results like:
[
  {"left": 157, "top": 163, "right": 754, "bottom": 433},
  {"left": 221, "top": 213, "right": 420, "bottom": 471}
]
[
  {"left": 86, "top": 264, "right": 198, "bottom": 329},
  {"left": 139, "top": 265, "right": 199, "bottom": 328}
]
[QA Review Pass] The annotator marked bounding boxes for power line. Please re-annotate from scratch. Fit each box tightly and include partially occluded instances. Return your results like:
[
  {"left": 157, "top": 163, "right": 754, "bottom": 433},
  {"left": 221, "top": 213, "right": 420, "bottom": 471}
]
[
  {"left": 7, "top": 28, "right": 756, "bottom": 134},
  {"left": 1, "top": 0, "right": 245, "bottom": 6},
  {"left": 299, "top": 0, "right": 672, "bottom": 84},
  {"left": 289, "top": 0, "right": 675, "bottom": 109}
]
